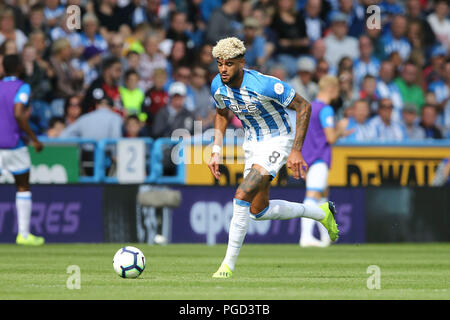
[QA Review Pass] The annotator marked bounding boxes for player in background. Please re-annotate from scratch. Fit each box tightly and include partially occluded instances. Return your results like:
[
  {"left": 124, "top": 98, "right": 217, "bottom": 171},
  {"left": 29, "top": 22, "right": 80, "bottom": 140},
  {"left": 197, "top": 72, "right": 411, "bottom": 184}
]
[
  {"left": 0, "top": 54, "right": 45, "bottom": 246},
  {"left": 294, "top": 76, "right": 353, "bottom": 247},
  {"left": 208, "top": 38, "right": 339, "bottom": 278}
]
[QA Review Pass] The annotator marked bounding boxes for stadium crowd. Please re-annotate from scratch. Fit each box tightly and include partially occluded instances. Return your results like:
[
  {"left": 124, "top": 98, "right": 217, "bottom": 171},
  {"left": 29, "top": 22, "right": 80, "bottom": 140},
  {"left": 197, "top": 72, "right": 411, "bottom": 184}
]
[{"left": 1, "top": 0, "right": 449, "bottom": 141}]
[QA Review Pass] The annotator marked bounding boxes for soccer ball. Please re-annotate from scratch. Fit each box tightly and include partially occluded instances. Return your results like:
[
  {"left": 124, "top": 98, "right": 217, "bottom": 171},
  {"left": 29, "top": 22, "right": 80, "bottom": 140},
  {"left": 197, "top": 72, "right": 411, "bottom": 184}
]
[{"left": 113, "top": 246, "right": 146, "bottom": 278}]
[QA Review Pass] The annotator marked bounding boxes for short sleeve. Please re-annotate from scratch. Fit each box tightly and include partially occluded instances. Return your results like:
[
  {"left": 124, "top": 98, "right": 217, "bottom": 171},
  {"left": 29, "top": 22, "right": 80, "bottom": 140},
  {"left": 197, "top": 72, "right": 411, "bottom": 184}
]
[
  {"left": 210, "top": 74, "right": 226, "bottom": 109},
  {"left": 319, "top": 105, "right": 335, "bottom": 128},
  {"left": 261, "top": 75, "right": 296, "bottom": 108},
  {"left": 14, "top": 83, "right": 31, "bottom": 105}
]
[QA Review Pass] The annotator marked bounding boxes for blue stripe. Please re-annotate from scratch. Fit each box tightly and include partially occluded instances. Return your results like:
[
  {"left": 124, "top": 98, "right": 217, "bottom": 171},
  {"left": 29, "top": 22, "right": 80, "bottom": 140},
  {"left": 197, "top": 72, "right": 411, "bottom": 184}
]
[
  {"left": 16, "top": 196, "right": 32, "bottom": 200},
  {"left": 270, "top": 101, "right": 292, "bottom": 134},
  {"left": 11, "top": 168, "right": 30, "bottom": 175},
  {"left": 255, "top": 206, "right": 269, "bottom": 219},
  {"left": 306, "top": 187, "right": 325, "bottom": 192},
  {"left": 244, "top": 114, "right": 262, "bottom": 141},
  {"left": 246, "top": 89, "right": 280, "bottom": 137},
  {"left": 233, "top": 88, "right": 263, "bottom": 141},
  {"left": 234, "top": 198, "right": 251, "bottom": 207}
]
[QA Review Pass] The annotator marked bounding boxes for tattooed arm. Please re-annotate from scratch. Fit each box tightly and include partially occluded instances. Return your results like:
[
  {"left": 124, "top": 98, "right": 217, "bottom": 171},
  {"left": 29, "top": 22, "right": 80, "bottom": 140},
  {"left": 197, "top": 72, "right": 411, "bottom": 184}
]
[
  {"left": 286, "top": 93, "right": 312, "bottom": 179},
  {"left": 208, "top": 108, "right": 230, "bottom": 180},
  {"left": 287, "top": 93, "right": 312, "bottom": 151}
]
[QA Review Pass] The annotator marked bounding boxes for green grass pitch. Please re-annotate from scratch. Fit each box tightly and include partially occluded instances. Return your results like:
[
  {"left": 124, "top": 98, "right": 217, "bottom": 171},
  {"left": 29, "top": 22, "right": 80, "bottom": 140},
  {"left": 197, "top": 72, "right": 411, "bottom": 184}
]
[{"left": 0, "top": 243, "right": 449, "bottom": 300}]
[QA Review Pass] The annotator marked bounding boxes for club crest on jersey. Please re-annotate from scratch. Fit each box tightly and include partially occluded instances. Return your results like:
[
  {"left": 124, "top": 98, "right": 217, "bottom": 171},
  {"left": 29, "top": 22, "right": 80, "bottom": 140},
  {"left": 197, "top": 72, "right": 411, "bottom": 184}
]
[{"left": 274, "top": 83, "right": 284, "bottom": 95}]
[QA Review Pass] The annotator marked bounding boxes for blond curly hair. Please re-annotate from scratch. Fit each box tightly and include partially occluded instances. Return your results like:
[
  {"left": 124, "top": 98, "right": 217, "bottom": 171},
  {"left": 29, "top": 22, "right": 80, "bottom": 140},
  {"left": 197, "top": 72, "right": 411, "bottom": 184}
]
[{"left": 212, "top": 37, "right": 246, "bottom": 60}]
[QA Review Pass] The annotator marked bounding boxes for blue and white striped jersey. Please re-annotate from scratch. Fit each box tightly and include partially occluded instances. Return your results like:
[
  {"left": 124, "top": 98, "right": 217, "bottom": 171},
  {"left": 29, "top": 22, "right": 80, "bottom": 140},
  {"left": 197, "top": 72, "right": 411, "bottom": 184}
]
[{"left": 211, "top": 69, "right": 296, "bottom": 141}]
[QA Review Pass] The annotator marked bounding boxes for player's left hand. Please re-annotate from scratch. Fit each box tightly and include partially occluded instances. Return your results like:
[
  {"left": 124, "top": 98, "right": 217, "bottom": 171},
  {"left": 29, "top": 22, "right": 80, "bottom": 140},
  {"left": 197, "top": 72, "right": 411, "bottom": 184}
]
[
  {"left": 32, "top": 139, "right": 44, "bottom": 153},
  {"left": 287, "top": 150, "right": 308, "bottom": 180}
]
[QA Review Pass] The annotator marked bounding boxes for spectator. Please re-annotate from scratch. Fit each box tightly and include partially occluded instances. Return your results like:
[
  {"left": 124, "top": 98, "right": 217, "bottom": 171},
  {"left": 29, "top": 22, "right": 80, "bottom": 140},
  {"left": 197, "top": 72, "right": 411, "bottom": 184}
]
[
  {"left": 251, "top": 6, "right": 277, "bottom": 67},
  {"left": 124, "top": 23, "right": 150, "bottom": 56},
  {"left": 166, "top": 11, "right": 195, "bottom": 50},
  {"left": 242, "top": 17, "right": 267, "bottom": 71},
  {"left": 124, "top": 114, "right": 143, "bottom": 138},
  {"left": 332, "top": 69, "right": 359, "bottom": 118},
  {"left": 167, "top": 40, "right": 190, "bottom": 75},
  {"left": 379, "top": 14, "right": 411, "bottom": 62},
  {"left": 423, "top": 45, "right": 447, "bottom": 86},
  {"left": 194, "top": 43, "right": 216, "bottom": 81},
  {"left": 82, "top": 56, "right": 123, "bottom": 114},
  {"left": 311, "top": 38, "right": 326, "bottom": 62},
  {"left": 171, "top": 64, "right": 196, "bottom": 112},
  {"left": 314, "top": 58, "right": 329, "bottom": 83},
  {"left": 185, "top": 0, "right": 207, "bottom": 48},
  {"left": 438, "top": 99, "right": 450, "bottom": 139},
  {"left": 426, "top": 0, "right": 450, "bottom": 50},
  {"left": 79, "top": 13, "right": 108, "bottom": 52},
  {"left": 45, "top": 116, "right": 65, "bottom": 138},
  {"left": 367, "top": 98, "right": 406, "bottom": 141},
  {"left": 94, "top": 0, "right": 133, "bottom": 35},
  {"left": 138, "top": 33, "right": 169, "bottom": 91},
  {"left": 61, "top": 96, "right": 123, "bottom": 140},
  {"left": 22, "top": 43, "right": 53, "bottom": 132},
  {"left": 119, "top": 69, "right": 146, "bottom": 122},
  {"left": 0, "top": 39, "right": 18, "bottom": 55},
  {"left": 152, "top": 81, "right": 195, "bottom": 138},
  {"left": 405, "top": 0, "right": 436, "bottom": 49},
  {"left": 289, "top": 56, "right": 319, "bottom": 102},
  {"left": 419, "top": 104, "right": 443, "bottom": 139},
  {"left": 124, "top": 50, "right": 141, "bottom": 72},
  {"left": 359, "top": 75, "right": 379, "bottom": 117},
  {"left": 205, "top": 0, "right": 241, "bottom": 45},
  {"left": 190, "top": 65, "right": 215, "bottom": 130},
  {"left": 376, "top": 60, "right": 403, "bottom": 117},
  {"left": 74, "top": 45, "right": 104, "bottom": 90},
  {"left": 428, "top": 59, "right": 450, "bottom": 111},
  {"left": 407, "top": 18, "right": 427, "bottom": 77},
  {"left": 0, "top": 9, "right": 27, "bottom": 53},
  {"left": 143, "top": 68, "right": 169, "bottom": 126},
  {"left": 338, "top": 99, "right": 372, "bottom": 141},
  {"left": 43, "top": 0, "right": 65, "bottom": 29},
  {"left": 394, "top": 61, "right": 425, "bottom": 112},
  {"left": 270, "top": 0, "right": 309, "bottom": 77},
  {"left": 401, "top": 103, "right": 426, "bottom": 140},
  {"left": 301, "top": 0, "right": 325, "bottom": 43},
  {"left": 324, "top": 12, "right": 359, "bottom": 70},
  {"left": 333, "top": 0, "right": 366, "bottom": 38},
  {"left": 49, "top": 13, "right": 83, "bottom": 57},
  {"left": 49, "top": 38, "right": 84, "bottom": 117},
  {"left": 353, "top": 35, "right": 380, "bottom": 86},
  {"left": 25, "top": 4, "right": 50, "bottom": 37},
  {"left": 64, "top": 95, "right": 83, "bottom": 126},
  {"left": 60, "top": 96, "right": 123, "bottom": 176}
]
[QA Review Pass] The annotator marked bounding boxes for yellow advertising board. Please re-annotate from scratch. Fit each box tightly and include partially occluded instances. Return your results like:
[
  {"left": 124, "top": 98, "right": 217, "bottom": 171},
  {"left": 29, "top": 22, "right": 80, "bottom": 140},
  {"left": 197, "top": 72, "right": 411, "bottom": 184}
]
[{"left": 184, "top": 144, "right": 450, "bottom": 187}]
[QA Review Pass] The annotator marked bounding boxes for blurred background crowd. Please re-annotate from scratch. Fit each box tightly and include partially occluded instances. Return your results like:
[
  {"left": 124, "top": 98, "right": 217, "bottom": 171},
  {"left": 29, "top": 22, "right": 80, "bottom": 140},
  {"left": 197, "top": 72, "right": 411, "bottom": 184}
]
[{"left": 1, "top": 0, "right": 449, "bottom": 142}]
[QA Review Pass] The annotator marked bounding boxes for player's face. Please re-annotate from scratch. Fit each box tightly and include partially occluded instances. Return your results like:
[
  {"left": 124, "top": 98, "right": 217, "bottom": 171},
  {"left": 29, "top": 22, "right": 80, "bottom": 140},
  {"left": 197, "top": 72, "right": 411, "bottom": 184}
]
[{"left": 217, "top": 58, "right": 243, "bottom": 85}]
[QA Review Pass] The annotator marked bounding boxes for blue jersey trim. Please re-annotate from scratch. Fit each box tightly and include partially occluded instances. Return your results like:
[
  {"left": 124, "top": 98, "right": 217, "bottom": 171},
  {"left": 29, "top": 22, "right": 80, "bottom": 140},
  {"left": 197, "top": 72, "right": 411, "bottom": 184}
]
[
  {"left": 234, "top": 198, "right": 251, "bottom": 207},
  {"left": 11, "top": 168, "right": 30, "bottom": 176},
  {"left": 255, "top": 206, "right": 269, "bottom": 219}
]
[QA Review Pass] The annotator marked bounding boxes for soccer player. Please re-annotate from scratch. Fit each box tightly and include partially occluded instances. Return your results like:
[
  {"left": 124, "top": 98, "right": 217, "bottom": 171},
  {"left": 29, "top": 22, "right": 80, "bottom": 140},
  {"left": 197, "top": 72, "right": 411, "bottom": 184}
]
[
  {"left": 296, "top": 76, "right": 352, "bottom": 247},
  {"left": 208, "top": 38, "right": 339, "bottom": 278},
  {"left": 0, "top": 54, "right": 45, "bottom": 246}
]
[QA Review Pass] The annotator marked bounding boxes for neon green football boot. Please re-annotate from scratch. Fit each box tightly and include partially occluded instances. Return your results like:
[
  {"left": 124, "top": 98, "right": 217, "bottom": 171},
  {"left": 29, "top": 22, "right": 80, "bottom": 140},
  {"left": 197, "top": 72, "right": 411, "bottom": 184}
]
[
  {"left": 212, "top": 263, "right": 233, "bottom": 278},
  {"left": 319, "top": 201, "right": 340, "bottom": 242},
  {"left": 16, "top": 233, "right": 45, "bottom": 246}
]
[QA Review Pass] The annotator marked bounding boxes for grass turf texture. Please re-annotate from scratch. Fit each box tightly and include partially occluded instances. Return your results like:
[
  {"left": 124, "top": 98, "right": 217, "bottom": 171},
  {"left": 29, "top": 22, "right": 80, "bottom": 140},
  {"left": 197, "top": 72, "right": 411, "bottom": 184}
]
[{"left": 0, "top": 243, "right": 449, "bottom": 300}]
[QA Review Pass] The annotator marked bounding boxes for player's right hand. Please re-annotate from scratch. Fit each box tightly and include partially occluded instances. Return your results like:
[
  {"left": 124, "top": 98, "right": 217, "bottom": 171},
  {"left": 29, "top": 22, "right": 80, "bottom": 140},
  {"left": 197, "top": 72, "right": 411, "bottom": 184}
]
[
  {"left": 32, "top": 140, "right": 44, "bottom": 153},
  {"left": 208, "top": 153, "right": 221, "bottom": 180}
]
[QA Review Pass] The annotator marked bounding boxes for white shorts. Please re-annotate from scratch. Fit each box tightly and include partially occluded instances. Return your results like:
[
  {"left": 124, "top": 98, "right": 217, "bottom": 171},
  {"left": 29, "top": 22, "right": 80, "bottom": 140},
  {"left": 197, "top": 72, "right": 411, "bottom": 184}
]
[
  {"left": 0, "top": 147, "right": 31, "bottom": 176},
  {"left": 242, "top": 134, "right": 294, "bottom": 178},
  {"left": 305, "top": 161, "right": 329, "bottom": 192}
]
